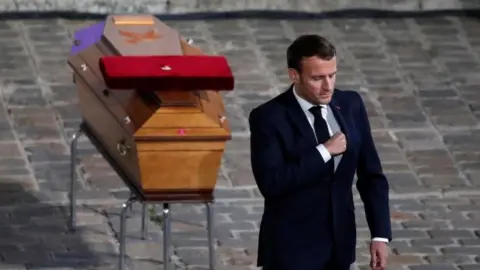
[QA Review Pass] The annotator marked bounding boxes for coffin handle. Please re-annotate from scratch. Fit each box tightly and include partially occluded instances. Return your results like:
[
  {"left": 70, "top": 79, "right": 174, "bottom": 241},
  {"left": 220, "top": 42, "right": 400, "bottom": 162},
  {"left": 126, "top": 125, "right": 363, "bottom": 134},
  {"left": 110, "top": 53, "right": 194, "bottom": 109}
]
[
  {"left": 117, "top": 139, "right": 130, "bottom": 156},
  {"left": 219, "top": 115, "right": 226, "bottom": 123}
]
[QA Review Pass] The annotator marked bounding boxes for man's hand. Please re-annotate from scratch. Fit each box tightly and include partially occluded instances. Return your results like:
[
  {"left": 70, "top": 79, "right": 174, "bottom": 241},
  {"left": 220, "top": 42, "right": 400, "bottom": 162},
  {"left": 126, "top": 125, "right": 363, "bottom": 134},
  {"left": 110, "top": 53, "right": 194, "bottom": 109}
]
[
  {"left": 324, "top": 132, "right": 346, "bottom": 156},
  {"left": 370, "top": 241, "right": 388, "bottom": 270}
]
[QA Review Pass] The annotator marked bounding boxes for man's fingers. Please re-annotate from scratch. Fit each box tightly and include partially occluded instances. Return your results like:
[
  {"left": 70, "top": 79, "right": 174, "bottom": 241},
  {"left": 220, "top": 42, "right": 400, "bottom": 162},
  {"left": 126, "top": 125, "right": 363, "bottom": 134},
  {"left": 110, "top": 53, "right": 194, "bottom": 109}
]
[
  {"left": 370, "top": 254, "right": 377, "bottom": 268},
  {"left": 380, "top": 252, "right": 388, "bottom": 268},
  {"left": 332, "top": 132, "right": 345, "bottom": 141},
  {"left": 371, "top": 250, "right": 384, "bottom": 270},
  {"left": 374, "top": 250, "right": 387, "bottom": 270}
]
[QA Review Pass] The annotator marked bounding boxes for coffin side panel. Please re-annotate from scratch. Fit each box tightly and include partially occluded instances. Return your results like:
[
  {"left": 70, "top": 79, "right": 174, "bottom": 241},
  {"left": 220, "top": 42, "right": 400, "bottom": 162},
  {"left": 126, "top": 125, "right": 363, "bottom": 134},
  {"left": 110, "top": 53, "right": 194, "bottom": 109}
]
[
  {"left": 75, "top": 75, "right": 142, "bottom": 189},
  {"left": 137, "top": 141, "right": 224, "bottom": 191},
  {"left": 70, "top": 51, "right": 142, "bottom": 135},
  {"left": 133, "top": 127, "right": 230, "bottom": 141},
  {"left": 141, "top": 112, "right": 220, "bottom": 129}
]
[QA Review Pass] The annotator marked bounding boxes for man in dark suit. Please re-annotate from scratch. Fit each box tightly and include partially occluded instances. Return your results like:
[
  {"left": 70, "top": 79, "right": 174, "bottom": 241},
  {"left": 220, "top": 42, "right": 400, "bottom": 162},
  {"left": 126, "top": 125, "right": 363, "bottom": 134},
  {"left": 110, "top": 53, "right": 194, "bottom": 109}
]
[{"left": 249, "top": 34, "right": 392, "bottom": 270}]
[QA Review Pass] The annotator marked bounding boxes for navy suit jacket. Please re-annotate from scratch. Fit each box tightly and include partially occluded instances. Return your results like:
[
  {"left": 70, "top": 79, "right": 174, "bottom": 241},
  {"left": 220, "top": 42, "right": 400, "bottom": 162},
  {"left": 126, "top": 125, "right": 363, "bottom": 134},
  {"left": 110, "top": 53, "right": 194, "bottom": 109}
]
[{"left": 249, "top": 87, "right": 392, "bottom": 269}]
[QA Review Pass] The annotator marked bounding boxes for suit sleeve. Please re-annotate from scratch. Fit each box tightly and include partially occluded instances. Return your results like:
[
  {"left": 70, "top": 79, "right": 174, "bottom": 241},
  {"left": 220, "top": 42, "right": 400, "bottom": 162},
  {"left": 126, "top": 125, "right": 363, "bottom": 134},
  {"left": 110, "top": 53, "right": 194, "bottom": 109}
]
[
  {"left": 249, "top": 107, "right": 329, "bottom": 200},
  {"left": 354, "top": 93, "right": 392, "bottom": 241}
]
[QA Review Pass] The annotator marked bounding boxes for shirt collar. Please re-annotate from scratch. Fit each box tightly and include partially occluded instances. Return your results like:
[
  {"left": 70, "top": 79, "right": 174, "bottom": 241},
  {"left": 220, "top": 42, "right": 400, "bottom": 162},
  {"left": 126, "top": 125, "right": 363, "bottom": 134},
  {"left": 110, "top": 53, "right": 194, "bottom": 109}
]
[{"left": 292, "top": 85, "right": 327, "bottom": 113}]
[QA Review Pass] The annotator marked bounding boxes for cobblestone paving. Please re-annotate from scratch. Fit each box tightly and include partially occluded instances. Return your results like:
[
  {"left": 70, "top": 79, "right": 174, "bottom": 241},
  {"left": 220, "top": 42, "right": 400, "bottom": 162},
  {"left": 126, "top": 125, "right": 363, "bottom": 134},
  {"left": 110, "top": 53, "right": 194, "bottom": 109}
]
[
  {"left": 0, "top": 15, "right": 480, "bottom": 270},
  {"left": 0, "top": 0, "right": 478, "bottom": 13}
]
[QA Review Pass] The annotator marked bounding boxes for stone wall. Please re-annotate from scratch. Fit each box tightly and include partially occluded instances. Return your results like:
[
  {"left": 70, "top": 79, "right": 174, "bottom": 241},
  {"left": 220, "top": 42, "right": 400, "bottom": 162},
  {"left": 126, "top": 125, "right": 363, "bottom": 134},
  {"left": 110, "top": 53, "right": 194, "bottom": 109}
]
[{"left": 0, "top": 0, "right": 477, "bottom": 13}]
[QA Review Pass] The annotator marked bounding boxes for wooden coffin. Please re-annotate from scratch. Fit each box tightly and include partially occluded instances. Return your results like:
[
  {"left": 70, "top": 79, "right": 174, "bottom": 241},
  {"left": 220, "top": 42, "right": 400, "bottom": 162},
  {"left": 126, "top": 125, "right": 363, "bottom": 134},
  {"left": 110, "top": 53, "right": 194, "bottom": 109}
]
[{"left": 68, "top": 15, "right": 234, "bottom": 201}]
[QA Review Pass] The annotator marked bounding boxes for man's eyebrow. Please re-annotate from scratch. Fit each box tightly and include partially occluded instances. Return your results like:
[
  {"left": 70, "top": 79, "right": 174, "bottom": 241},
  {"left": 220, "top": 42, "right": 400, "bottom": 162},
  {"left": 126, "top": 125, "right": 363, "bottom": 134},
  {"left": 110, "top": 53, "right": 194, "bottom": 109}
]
[{"left": 311, "top": 71, "right": 337, "bottom": 77}]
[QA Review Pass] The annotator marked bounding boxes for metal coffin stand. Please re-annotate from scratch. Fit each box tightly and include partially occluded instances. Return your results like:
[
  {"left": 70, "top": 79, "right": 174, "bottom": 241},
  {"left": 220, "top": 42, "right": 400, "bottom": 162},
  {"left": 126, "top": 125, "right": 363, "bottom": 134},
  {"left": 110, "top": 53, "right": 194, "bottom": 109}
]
[{"left": 69, "top": 122, "right": 215, "bottom": 270}]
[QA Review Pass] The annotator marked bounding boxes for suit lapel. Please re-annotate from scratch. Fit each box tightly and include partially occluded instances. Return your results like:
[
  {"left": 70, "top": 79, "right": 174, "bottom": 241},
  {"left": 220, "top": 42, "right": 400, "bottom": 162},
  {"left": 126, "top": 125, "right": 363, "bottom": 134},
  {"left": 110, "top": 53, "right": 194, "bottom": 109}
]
[
  {"left": 282, "top": 87, "right": 318, "bottom": 146},
  {"left": 329, "top": 94, "right": 353, "bottom": 173},
  {"left": 329, "top": 96, "right": 351, "bottom": 144}
]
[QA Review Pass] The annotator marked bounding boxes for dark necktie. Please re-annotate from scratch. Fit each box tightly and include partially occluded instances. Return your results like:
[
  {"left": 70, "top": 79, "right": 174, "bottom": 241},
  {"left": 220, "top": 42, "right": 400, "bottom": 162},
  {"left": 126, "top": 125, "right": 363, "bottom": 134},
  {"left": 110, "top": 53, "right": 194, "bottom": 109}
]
[
  {"left": 309, "top": 106, "right": 330, "bottom": 144},
  {"left": 309, "top": 106, "right": 334, "bottom": 173}
]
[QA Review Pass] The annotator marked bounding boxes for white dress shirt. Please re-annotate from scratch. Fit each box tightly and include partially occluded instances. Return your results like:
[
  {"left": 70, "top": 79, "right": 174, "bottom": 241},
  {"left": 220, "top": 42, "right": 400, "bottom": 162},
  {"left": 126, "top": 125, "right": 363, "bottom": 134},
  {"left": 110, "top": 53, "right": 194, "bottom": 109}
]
[{"left": 292, "top": 87, "right": 388, "bottom": 244}]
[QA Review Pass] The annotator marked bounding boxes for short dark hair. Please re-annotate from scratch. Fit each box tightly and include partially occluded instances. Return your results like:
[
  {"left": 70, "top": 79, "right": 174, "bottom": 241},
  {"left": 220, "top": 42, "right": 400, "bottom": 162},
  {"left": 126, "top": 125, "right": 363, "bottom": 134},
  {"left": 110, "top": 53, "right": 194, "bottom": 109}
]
[{"left": 286, "top": 34, "right": 336, "bottom": 72}]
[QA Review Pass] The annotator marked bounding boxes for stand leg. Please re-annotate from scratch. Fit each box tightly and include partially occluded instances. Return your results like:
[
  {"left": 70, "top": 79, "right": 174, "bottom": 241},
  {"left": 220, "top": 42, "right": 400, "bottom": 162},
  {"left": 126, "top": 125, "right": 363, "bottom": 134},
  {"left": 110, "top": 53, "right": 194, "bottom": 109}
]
[
  {"left": 126, "top": 191, "right": 134, "bottom": 218},
  {"left": 206, "top": 202, "right": 215, "bottom": 269},
  {"left": 163, "top": 203, "right": 171, "bottom": 270},
  {"left": 69, "top": 127, "right": 83, "bottom": 232},
  {"left": 141, "top": 203, "right": 148, "bottom": 240},
  {"left": 119, "top": 197, "right": 136, "bottom": 270}
]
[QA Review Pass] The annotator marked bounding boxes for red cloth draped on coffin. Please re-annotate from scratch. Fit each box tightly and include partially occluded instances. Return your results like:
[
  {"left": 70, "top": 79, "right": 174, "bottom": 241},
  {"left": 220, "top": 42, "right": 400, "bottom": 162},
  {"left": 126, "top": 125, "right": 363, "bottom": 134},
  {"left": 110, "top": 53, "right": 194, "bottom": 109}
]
[{"left": 99, "top": 55, "right": 234, "bottom": 91}]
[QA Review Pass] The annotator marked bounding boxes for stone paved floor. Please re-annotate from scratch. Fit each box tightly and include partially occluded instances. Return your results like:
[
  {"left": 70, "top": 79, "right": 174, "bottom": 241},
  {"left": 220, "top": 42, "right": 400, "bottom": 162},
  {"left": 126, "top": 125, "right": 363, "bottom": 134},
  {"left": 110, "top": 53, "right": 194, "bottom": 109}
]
[{"left": 0, "top": 15, "right": 480, "bottom": 270}]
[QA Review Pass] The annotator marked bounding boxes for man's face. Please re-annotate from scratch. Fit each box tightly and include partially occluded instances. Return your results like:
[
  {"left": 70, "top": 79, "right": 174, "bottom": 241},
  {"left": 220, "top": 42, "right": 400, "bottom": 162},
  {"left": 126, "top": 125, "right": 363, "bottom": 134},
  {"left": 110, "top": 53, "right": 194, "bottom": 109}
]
[{"left": 289, "top": 56, "right": 337, "bottom": 105}]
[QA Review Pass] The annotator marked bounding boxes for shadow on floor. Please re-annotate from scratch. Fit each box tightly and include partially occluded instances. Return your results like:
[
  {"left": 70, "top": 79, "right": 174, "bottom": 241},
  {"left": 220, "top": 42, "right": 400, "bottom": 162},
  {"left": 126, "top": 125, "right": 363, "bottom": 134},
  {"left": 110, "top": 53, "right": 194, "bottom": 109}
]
[{"left": 0, "top": 181, "right": 117, "bottom": 269}]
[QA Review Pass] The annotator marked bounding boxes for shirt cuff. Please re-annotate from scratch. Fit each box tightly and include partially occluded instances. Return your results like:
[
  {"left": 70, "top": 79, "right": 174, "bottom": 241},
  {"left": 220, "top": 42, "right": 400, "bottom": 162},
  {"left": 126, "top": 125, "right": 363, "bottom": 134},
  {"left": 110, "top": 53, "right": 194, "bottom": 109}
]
[
  {"left": 372, "top": 237, "right": 389, "bottom": 243},
  {"left": 316, "top": 144, "right": 332, "bottom": 163}
]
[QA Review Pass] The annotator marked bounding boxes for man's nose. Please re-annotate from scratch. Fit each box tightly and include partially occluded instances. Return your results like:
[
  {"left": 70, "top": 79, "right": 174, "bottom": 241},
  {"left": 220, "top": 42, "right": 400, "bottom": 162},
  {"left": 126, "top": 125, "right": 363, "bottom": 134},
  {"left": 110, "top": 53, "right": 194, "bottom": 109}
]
[{"left": 323, "top": 78, "right": 333, "bottom": 90}]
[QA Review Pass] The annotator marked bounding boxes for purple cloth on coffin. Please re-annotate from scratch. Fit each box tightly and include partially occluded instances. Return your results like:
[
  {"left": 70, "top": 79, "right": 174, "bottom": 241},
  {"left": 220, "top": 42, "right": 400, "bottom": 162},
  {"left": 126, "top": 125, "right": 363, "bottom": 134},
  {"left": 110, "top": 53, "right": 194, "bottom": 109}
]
[{"left": 70, "top": 21, "right": 105, "bottom": 55}]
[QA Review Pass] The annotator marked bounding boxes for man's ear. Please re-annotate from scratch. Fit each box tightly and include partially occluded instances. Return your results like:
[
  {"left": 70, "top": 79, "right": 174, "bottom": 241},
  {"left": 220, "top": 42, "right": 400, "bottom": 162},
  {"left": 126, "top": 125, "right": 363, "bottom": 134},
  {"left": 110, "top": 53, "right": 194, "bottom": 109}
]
[{"left": 288, "top": 68, "right": 300, "bottom": 84}]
